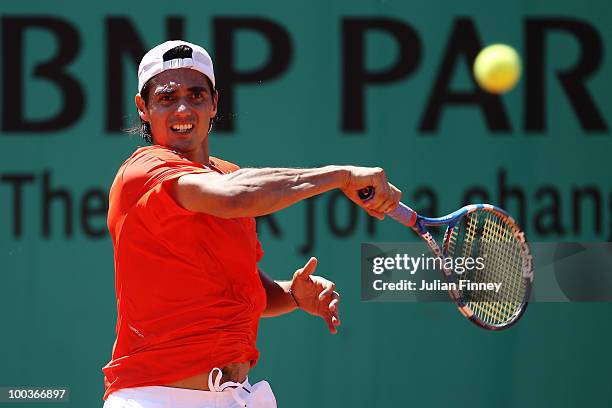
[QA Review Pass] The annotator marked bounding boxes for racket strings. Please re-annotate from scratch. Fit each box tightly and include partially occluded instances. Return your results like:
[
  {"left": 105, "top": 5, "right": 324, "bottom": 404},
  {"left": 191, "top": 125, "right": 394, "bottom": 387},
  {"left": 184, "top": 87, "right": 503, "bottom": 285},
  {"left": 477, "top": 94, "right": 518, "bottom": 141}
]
[
  {"left": 482, "top": 216, "right": 526, "bottom": 304},
  {"left": 473, "top": 215, "right": 524, "bottom": 325},
  {"left": 448, "top": 210, "right": 528, "bottom": 327}
]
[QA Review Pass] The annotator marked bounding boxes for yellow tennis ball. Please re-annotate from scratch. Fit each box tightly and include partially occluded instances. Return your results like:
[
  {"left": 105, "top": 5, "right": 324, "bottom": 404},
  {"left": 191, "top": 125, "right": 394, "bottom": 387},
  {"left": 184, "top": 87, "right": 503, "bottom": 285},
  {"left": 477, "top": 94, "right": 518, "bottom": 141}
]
[{"left": 473, "top": 44, "right": 522, "bottom": 94}]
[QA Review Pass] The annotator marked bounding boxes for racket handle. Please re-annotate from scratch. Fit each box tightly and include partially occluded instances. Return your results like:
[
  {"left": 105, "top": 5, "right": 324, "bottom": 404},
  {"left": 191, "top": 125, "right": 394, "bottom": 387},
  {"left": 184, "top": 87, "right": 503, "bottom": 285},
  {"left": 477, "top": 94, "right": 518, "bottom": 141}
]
[
  {"left": 388, "top": 202, "right": 417, "bottom": 227},
  {"left": 357, "top": 187, "right": 417, "bottom": 227}
]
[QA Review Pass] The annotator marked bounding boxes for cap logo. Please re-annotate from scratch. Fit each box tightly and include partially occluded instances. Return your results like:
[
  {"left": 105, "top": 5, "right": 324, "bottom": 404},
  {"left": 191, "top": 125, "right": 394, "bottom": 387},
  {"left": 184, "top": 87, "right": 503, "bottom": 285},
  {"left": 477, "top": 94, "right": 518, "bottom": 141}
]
[{"left": 162, "top": 58, "right": 195, "bottom": 70}]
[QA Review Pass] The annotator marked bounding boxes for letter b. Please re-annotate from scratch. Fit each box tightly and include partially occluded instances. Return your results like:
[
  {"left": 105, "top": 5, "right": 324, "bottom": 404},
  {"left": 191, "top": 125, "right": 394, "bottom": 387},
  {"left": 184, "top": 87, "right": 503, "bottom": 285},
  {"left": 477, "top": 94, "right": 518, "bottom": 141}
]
[{"left": 2, "top": 17, "right": 84, "bottom": 132}]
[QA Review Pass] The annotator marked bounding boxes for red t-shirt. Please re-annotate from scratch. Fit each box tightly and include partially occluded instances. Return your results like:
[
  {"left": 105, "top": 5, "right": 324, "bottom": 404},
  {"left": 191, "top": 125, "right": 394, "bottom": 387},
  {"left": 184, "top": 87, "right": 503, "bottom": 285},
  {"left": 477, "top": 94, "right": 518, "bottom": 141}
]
[{"left": 102, "top": 145, "right": 266, "bottom": 400}]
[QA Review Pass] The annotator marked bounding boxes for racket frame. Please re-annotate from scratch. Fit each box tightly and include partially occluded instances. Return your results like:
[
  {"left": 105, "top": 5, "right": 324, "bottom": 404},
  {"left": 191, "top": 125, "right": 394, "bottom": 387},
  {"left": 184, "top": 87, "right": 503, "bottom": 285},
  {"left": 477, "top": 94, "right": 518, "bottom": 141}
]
[{"left": 399, "top": 203, "right": 533, "bottom": 331}]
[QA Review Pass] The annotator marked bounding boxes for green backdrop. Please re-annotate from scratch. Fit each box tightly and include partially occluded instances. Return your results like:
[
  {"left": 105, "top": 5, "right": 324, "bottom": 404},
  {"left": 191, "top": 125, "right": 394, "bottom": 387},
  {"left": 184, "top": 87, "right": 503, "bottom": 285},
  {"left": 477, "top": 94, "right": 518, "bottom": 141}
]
[{"left": 1, "top": 1, "right": 611, "bottom": 407}]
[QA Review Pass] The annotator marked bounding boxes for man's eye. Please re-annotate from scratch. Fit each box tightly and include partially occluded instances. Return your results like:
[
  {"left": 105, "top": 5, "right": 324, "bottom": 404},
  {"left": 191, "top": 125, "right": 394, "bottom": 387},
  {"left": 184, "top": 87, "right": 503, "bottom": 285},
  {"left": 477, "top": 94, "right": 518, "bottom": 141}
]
[
  {"left": 192, "top": 92, "right": 203, "bottom": 99},
  {"left": 160, "top": 95, "right": 173, "bottom": 101}
]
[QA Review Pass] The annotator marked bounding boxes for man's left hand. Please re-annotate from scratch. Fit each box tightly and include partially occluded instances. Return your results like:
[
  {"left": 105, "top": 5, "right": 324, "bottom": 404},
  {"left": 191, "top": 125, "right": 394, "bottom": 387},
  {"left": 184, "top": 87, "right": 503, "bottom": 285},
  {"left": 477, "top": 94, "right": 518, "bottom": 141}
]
[{"left": 290, "top": 257, "right": 341, "bottom": 334}]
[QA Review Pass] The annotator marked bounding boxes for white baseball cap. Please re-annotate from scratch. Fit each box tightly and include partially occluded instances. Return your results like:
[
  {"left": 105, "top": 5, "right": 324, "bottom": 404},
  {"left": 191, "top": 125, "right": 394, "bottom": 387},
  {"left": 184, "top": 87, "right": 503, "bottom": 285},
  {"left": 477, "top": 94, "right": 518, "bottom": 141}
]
[{"left": 137, "top": 40, "right": 215, "bottom": 93}]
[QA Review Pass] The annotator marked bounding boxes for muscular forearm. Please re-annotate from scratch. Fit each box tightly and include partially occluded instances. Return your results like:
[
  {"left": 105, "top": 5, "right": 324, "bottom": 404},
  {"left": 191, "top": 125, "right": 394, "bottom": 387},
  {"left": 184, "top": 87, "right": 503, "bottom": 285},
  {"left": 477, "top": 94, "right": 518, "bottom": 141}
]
[
  {"left": 259, "top": 270, "right": 297, "bottom": 317},
  {"left": 176, "top": 165, "right": 349, "bottom": 218},
  {"left": 219, "top": 166, "right": 348, "bottom": 217}
]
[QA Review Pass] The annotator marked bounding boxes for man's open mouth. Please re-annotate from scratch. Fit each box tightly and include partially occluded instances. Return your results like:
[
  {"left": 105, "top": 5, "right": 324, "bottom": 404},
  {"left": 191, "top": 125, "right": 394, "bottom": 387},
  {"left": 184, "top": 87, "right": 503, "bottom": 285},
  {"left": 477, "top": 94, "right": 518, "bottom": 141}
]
[{"left": 170, "top": 123, "right": 194, "bottom": 133}]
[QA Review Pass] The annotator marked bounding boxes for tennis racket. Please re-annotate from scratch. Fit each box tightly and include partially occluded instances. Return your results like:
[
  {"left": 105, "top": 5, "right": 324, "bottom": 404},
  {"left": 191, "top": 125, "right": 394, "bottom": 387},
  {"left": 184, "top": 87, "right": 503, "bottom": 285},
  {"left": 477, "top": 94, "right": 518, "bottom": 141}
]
[{"left": 359, "top": 187, "right": 533, "bottom": 331}]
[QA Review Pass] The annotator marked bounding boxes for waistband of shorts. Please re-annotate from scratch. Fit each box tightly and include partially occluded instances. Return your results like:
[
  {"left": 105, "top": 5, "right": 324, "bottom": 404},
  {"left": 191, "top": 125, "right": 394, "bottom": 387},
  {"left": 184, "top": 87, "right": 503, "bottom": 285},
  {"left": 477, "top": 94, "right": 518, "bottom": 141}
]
[{"left": 107, "top": 385, "right": 247, "bottom": 405}]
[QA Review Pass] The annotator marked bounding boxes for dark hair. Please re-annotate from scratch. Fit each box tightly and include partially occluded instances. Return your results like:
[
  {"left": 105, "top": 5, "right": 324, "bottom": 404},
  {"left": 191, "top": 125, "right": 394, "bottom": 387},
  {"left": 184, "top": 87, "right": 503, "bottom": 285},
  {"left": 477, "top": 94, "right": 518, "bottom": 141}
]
[{"left": 127, "top": 44, "right": 217, "bottom": 144}]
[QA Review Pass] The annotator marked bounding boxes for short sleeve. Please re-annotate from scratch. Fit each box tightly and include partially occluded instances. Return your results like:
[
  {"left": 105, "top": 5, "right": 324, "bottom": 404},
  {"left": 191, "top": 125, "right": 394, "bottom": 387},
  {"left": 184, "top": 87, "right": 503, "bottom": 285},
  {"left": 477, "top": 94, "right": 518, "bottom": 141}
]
[{"left": 119, "top": 147, "right": 212, "bottom": 210}]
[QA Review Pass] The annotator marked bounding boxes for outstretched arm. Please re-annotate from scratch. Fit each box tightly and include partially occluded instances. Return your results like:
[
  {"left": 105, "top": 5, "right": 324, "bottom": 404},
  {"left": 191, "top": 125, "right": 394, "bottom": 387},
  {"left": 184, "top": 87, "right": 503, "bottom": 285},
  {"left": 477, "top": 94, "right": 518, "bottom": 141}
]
[{"left": 172, "top": 165, "right": 401, "bottom": 219}]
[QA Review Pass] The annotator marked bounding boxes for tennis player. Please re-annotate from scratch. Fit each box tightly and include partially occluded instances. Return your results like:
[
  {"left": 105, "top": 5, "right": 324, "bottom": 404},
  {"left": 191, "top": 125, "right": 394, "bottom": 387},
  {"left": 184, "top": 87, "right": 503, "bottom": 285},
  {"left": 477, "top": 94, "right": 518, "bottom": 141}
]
[{"left": 102, "top": 40, "right": 401, "bottom": 408}]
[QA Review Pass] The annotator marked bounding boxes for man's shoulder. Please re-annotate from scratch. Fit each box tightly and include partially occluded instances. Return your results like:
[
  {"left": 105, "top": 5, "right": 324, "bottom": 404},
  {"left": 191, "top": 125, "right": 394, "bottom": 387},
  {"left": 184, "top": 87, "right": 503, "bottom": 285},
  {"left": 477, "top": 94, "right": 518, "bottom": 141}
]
[
  {"left": 112, "top": 145, "right": 195, "bottom": 189},
  {"left": 209, "top": 156, "right": 240, "bottom": 173},
  {"left": 109, "top": 145, "right": 203, "bottom": 208}
]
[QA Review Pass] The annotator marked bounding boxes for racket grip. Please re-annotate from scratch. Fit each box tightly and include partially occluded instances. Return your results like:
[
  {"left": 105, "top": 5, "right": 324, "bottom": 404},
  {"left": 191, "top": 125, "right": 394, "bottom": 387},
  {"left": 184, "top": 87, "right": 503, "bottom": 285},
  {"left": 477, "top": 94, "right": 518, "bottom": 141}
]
[
  {"left": 388, "top": 202, "right": 417, "bottom": 227},
  {"left": 357, "top": 186, "right": 417, "bottom": 226}
]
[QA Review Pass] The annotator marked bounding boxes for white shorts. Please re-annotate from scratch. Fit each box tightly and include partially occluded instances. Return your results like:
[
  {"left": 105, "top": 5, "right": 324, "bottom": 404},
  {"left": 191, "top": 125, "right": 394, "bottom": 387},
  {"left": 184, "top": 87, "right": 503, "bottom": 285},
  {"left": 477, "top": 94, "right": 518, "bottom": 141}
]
[{"left": 103, "top": 378, "right": 276, "bottom": 408}]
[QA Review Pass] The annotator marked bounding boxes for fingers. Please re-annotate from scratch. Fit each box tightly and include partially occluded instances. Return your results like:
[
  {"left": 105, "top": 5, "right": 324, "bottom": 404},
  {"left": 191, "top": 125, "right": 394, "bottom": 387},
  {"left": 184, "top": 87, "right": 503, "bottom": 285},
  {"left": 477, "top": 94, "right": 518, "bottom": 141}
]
[
  {"left": 370, "top": 183, "right": 401, "bottom": 214},
  {"left": 329, "top": 296, "right": 341, "bottom": 324},
  {"left": 389, "top": 183, "right": 402, "bottom": 211},
  {"left": 367, "top": 182, "right": 401, "bottom": 214},
  {"left": 329, "top": 296, "right": 339, "bottom": 311},
  {"left": 370, "top": 196, "right": 394, "bottom": 215},
  {"left": 318, "top": 281, "right": 336, "bottom": 300},
  {"left": 366, "top": 209, "right": 385, "bottom": 220},
  {"left": 294, "top": 257, "right": 318, "bottom": 281},
  {"left": 324, "top": 315, "right": 337, "bottom": 334},
  {"left": 325, "top": 291, "right": 341, "bottom": 334}
]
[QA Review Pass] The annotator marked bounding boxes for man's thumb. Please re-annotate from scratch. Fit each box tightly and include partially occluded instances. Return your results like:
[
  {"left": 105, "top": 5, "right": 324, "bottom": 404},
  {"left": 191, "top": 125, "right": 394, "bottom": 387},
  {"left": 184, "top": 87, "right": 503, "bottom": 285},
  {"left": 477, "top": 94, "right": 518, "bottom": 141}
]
[{"left": 295, "top": 257, "right": 318, "bottom": 280}]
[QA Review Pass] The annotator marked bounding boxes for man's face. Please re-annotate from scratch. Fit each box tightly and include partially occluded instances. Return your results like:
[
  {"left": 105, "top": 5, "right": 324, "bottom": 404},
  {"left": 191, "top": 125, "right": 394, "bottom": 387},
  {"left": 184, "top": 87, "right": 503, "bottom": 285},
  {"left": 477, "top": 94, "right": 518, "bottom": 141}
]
[{"left": 135, "top": 68, "right": 217, "bottom": 154}]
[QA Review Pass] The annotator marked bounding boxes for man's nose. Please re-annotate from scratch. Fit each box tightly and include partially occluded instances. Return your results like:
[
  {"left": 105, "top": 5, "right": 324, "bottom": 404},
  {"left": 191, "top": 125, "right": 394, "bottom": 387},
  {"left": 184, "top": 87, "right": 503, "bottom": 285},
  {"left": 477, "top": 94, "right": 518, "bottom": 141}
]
[{"left": 175, "top": 101, "right": 192, "bottom": 116}]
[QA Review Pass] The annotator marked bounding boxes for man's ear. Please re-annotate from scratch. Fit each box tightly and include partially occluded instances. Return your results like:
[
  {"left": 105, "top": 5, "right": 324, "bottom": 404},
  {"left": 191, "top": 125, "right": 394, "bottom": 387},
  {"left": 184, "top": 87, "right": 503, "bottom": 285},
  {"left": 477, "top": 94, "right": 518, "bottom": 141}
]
[
  {"left": 135, "top": 93, "right": 150, "bottom": 121},
  {"left": 210, "top": 90, "right": 218, "bottom": 119}
]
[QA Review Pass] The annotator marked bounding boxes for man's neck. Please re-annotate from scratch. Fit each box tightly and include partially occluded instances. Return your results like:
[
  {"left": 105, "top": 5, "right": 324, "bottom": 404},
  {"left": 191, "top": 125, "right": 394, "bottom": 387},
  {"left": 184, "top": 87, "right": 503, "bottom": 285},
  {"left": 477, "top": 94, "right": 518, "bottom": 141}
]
[
  {"left": 174, "top": 141, "right": 210, "bottom": 166},
  {"left": 186, "top": 149, "right": 210, "bottom": 166}
]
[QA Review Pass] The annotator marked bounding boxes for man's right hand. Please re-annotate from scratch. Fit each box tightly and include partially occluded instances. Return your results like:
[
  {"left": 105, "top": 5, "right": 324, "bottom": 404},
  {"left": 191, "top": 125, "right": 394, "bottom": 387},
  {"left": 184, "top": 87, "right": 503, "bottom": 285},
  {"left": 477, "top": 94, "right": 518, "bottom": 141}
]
[{"left": 340, "top": 166, "right": 402, "bottom": 220}]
